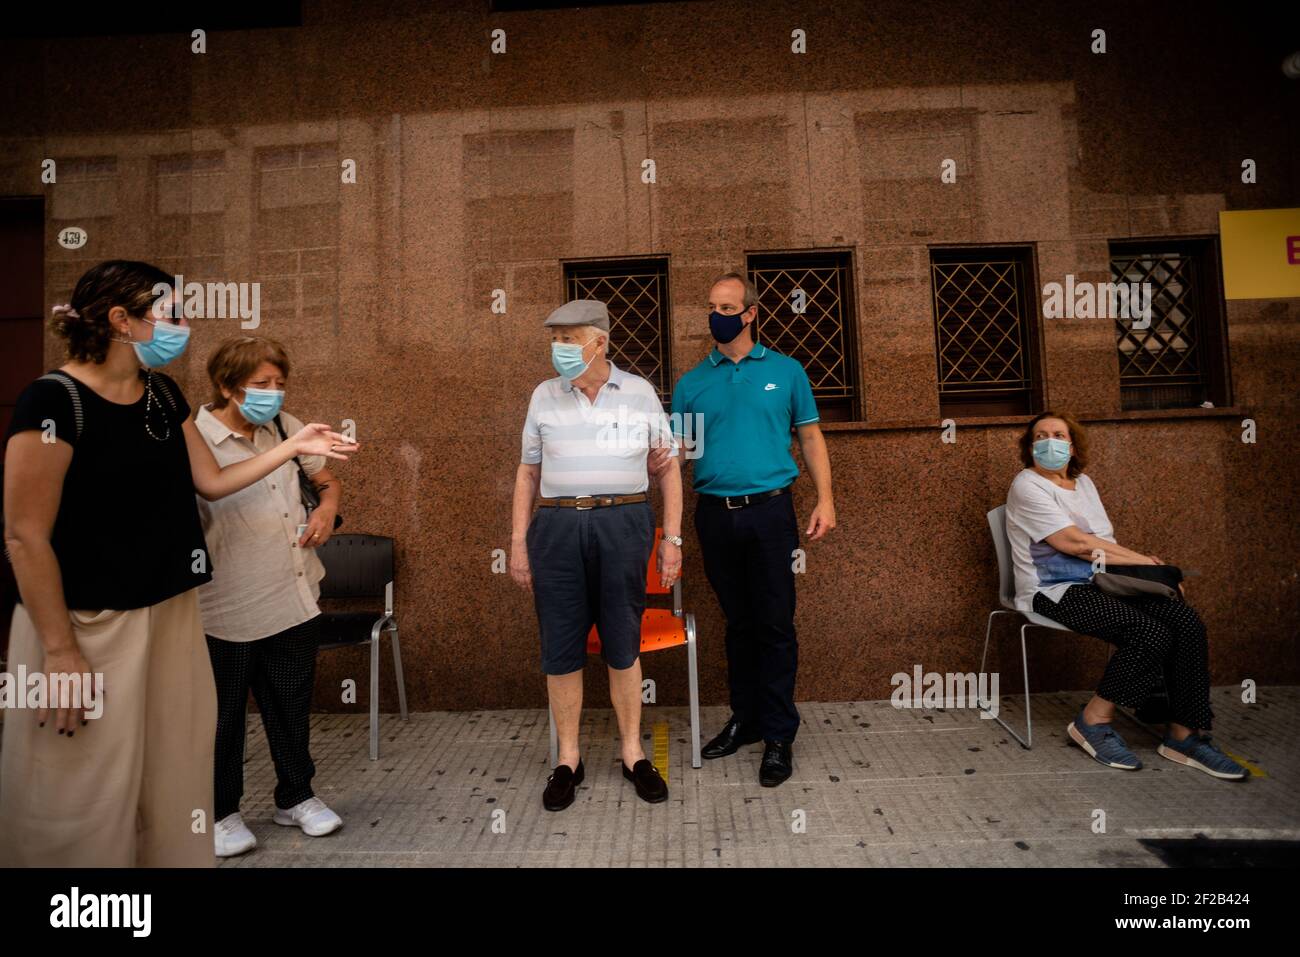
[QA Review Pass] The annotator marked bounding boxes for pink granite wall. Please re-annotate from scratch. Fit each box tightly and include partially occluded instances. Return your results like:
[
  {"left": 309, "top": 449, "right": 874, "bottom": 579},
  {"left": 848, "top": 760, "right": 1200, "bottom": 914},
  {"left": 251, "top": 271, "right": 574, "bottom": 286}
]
[{"left": 1, "top": 0, "right": 1296, "bottom": 712}]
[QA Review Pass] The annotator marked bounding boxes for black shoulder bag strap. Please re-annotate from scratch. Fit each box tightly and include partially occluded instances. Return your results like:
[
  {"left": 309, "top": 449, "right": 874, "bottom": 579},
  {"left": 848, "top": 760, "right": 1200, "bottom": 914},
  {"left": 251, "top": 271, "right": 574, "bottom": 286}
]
[
  {"left": 273, "top": 413, "right": 343, "bottom": 529},
  {"left": 37, "top": 371, "right": 85, "bottom": 442}
]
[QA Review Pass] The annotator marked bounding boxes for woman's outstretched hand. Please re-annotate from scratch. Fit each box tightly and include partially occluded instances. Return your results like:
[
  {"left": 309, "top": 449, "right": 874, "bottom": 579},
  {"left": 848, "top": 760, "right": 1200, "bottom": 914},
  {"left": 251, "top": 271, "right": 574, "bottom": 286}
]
[{"left": 293, "top": 423, "right": 360, "bottom": 460}]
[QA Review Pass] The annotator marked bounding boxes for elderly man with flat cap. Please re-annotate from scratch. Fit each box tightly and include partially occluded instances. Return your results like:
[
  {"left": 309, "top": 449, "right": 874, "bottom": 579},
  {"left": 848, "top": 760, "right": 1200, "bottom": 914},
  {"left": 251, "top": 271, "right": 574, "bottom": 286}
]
[{"left": 509, "top": 299, "right": 683, "bottom": 811}]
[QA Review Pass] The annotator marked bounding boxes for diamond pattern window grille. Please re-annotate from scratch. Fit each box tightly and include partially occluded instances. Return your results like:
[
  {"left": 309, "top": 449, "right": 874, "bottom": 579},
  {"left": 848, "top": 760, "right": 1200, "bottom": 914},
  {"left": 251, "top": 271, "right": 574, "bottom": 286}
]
[
  {"left": 1111, "top": 250, "right": 1206, "bottom": 409},
  {"left": 932, "top": 258, "right": 1031, "bottom": 398},
  {"left": 748, "top": 252, "right": 858, "bottom": 420},
  {"left": 565, "top": 258, "right": 671, "bottom": 403}
]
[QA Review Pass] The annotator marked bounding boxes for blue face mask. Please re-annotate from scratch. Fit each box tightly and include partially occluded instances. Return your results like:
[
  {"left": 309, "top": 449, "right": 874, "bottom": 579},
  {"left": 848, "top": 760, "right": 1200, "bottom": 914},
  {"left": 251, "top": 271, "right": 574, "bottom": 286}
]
[
  {"left": 1032, "top": 437, "right": 1072, "bottom": 471},
  {"left": 709, "top": 307, "right": 750, "bottom": 344},
  {"left": 551, "top": 336, "right": 597, "bottom": 381},
  {"left": 238, "top": 387, "right": 285, "bottom": 425},
  {"left": 132, "top": 317, "right": 191, "bottom": 368}
]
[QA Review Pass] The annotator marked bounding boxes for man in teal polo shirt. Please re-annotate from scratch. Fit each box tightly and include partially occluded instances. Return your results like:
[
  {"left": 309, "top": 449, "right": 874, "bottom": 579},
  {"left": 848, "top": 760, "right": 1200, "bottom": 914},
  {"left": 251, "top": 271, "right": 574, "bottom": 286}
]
[{"left": 659, "top": 271, "right": 836, "bottom": 787}]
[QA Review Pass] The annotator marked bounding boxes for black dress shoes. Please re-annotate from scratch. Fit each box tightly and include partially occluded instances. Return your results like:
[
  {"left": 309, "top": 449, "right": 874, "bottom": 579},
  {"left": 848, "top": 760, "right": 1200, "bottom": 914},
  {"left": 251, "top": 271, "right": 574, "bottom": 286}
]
[
  {"left": 701, "top": 716, "right": 763, "bottom": 759},
  {"left": 759, "top": 740, "right": 793, "bottom": 787},
  {"left": 543, "top": 760, "right": 584, "bottom": 811},
  {"left": 622, "top": 759, "right": 668, "bottom": 803}
]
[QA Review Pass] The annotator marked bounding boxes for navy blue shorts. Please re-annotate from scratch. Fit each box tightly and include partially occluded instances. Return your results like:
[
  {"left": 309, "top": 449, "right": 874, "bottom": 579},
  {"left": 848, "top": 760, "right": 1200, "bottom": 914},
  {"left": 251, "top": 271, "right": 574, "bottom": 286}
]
[{"left": 525, "top": 500, "right": 655, "bottom": 675}]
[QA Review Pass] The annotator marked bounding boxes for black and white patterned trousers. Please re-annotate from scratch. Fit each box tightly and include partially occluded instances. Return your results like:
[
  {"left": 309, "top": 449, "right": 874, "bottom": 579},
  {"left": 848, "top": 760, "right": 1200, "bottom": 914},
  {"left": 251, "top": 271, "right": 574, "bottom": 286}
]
[
  {"left": 1033, "top": 584, "right": 1214, "bottom": 730},
  {"left": 206, "top": 615, "right": 321, "bottom": 821}
]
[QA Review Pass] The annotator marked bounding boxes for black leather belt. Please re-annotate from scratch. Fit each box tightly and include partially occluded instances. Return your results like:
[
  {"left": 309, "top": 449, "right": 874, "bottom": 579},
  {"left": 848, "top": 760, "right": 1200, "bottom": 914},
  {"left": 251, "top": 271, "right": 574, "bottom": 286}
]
[
  {"left": 537, "top": 492, "right": 649, "bottom": 510},
  {"left": 698, "top": 486, "right": 790, "bottom": 510}
]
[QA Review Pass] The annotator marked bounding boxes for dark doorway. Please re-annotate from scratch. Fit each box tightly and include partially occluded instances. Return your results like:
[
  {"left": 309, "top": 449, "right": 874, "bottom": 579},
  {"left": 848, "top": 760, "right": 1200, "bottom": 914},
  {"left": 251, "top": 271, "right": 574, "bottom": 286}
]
[{"left": 0, "top": 195, "right": 45, "bottom": 658}]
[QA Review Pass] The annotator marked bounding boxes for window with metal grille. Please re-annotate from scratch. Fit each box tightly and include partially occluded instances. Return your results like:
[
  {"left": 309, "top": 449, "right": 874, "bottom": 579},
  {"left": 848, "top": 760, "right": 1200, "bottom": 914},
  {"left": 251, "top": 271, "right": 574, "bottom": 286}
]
[
  {"left": 563, "top": 258, "right": 672, "bottom": 404},
  {"left": 746, "top": 251, "right": 859, "bottom": 422},
  {"left": 930, "top": 245, "right": 1042, "bottom": 417},
  {"left": 1110, "top": 238, "right": 1230, "bottom": 411}
]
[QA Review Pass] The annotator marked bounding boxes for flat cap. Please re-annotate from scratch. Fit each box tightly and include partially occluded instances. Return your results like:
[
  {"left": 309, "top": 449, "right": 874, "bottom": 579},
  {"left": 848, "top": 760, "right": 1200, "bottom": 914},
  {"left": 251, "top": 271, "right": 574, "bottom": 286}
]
[{"left": 544, "top": 299, "right": 609, "bottom": 331}]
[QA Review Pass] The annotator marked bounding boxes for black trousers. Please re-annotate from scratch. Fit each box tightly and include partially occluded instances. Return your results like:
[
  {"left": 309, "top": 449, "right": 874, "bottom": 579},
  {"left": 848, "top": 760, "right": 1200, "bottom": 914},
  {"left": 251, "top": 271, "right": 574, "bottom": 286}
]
[
  {"left": 206, "top": 615, "right": 321, "bottom": 821},
  {"left": 1033, "top": 584, "right": 1214, "bottom": 730},
  {"left": 695, "top": 490, "right": 801, "bottom": 742}
]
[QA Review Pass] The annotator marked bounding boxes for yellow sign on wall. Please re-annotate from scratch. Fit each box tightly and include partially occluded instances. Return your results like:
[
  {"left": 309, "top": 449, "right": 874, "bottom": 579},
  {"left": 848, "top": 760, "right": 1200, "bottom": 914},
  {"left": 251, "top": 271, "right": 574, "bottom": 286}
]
[{"left": 1219, "top": 208, "right": 1300, "bottom": 299}]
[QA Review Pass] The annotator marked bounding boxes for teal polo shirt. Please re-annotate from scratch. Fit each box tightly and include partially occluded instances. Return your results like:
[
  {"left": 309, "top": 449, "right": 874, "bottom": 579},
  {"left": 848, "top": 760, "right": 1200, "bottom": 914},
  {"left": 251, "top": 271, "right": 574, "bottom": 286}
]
[{"left": 669, "top": 343, "right": 820, "bottom": 497}]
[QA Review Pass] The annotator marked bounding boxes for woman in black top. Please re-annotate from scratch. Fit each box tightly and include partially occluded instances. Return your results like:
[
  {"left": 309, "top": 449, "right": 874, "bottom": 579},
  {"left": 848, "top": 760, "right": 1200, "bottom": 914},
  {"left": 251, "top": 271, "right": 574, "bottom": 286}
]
[{"left": 0, "top": 260, "right": 358, "bottom": 867}]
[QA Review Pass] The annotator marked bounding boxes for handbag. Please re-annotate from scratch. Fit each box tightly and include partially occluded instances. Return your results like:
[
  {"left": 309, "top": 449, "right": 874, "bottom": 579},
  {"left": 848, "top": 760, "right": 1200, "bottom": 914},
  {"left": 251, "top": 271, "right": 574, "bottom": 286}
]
[
  {"left": 273, "top": 413, "right": 343, "bottom": 530},
  {"left": 1093, "top": 563, "right": 1183, "bottom": 600}
]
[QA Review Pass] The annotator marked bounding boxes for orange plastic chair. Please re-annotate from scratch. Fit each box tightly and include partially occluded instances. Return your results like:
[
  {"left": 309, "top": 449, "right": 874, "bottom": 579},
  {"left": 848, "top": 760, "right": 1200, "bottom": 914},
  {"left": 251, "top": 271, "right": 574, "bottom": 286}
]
[{"left": 548, "top": 527, "right": 702, "bottom": 768}]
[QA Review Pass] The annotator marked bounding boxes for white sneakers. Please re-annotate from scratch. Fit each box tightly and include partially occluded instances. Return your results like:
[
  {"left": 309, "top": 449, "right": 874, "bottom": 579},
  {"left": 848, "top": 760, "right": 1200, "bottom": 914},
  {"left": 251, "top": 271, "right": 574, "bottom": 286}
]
[
  {"left": 214, "top": 813, "right": 258, "bottom": 858},
  {"left": 273, "top": 797, "right": 344, "bottom": 837},
  {"left": 215, "top": 799, "right": 343, "bottom": 857}
]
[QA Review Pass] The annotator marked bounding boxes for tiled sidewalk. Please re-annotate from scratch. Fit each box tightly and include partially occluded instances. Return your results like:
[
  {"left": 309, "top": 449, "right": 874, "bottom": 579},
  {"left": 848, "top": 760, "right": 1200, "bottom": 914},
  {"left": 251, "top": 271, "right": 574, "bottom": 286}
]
[{"left": 220, "top": 686, "right": 1300, "bottom": 867}]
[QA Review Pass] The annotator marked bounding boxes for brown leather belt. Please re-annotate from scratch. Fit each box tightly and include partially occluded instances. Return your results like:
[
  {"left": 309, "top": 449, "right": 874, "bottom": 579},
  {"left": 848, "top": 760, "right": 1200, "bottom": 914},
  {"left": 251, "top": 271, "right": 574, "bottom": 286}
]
[{"left": 537, "top": 492, "right": 649, "bottom": 510}]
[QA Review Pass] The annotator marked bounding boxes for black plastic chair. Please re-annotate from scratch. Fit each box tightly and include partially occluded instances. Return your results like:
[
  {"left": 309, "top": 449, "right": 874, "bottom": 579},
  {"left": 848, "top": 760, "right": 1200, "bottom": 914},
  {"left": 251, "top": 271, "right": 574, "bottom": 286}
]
[{"left": 315, "top": 534, "right": 408, "bottom": 760}]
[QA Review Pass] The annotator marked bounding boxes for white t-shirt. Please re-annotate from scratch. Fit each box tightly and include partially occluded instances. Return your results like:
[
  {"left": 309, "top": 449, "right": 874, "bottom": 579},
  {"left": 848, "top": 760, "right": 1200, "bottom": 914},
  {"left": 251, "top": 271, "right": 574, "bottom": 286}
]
[{"left": 1004, "top": 469, "right": 1115, "bottom": 613}]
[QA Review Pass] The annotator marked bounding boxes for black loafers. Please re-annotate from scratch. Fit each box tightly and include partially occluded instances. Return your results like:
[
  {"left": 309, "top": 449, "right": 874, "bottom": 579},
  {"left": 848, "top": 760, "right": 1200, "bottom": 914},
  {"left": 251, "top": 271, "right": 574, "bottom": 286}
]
[
  {"left": 701, "top": 716, "right": 763, "bottom": 759},
  {"left": 622, "top": 759, "right": 668, "bottom": 803},
  {"left": 543, "top": 760, "right": 584, "bottom": 811},
  {"left": 759, "top": 740, "right": 793, "bottom": 787}
]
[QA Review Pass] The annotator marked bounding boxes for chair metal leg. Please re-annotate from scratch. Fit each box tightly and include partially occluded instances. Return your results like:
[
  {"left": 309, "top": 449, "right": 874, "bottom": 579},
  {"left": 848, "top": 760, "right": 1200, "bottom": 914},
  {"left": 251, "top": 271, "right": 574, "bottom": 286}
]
[
  {"left": 389, "top": 623, "right": 408, "bottom": 720},
  {"left": 979, "top": 609, "right": 1015, "bottom": 675},
  {"left": 1015, "top": 623, "right": 1033, "bottom": 749},
  {"left": 978, "top": 610, "right": 1033, "bottom": 749},
  {"left": 548, "top": 703, "right": 558, "bottom": 769},
  {"left": 369, "top": 631, "right": 380, "bottom": 761},
  {"left": 686, "top": 613, "right": 701, "bottom": 768}
]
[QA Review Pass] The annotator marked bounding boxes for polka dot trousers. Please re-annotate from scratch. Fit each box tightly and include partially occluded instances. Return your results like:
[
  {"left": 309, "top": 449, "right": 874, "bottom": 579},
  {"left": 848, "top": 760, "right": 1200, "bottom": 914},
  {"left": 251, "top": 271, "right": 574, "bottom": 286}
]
[
  {"left": 1034, "top": 584, "right": 1214, "bottom": 730},
  {"left": 206, "top": 615, "right": 322, "bottom": 821}
]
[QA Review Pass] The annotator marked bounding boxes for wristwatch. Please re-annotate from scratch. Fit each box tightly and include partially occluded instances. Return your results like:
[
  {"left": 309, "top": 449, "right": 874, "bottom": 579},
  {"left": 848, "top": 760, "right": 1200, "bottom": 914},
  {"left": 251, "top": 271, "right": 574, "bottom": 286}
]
[{"left": 662, "top": 534, "right": 683, "bottom": 547}]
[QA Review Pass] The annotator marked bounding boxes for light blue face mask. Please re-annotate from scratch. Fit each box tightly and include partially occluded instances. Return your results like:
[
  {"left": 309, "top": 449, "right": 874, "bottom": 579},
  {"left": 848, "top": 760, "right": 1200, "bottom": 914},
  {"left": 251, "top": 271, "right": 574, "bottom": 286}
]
[
  {"left": 1032, "top": 437, "right": 1072, "bottom": 471},
  {"left": 551, "top": 336, "right": 597, "bottom": 381},
  {"left": 131, "top": 316, "right": 191, "bottom": 368},
  {"left": 238, "top": 387, "right": 285, "bottom": 425}
]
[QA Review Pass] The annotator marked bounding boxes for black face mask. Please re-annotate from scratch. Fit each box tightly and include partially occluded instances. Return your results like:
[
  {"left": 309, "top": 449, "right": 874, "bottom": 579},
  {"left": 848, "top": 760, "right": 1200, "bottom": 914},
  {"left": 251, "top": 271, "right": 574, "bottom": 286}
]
[{"left": 709, "top": 307, "right": 749, "bottom": 343}]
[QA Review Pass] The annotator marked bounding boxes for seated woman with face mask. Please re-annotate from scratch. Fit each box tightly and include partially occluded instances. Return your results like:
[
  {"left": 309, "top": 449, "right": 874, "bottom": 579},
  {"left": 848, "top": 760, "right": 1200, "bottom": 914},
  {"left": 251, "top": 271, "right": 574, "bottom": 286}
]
[
  {"left": 1003, "top": 411, "right": 1246, "bottom": 781},
  {"left": 194, "top": 336, "right": 347, "bottom": 857}
]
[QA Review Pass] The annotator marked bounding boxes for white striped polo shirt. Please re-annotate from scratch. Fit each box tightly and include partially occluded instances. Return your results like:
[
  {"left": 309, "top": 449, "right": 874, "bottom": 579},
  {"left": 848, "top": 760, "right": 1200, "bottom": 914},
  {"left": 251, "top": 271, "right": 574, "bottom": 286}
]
[{"left": 521, "top": 361, "right": 678, "bottom": 499}]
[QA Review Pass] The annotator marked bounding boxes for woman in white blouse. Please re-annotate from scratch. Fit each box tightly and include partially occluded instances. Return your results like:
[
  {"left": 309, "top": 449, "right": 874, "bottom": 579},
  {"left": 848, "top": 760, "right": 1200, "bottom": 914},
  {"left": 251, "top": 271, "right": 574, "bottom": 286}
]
[
  {"left": 195, "top": 336, "right": 346, "bottom": 856},
  {"left": 1004, "top": 411, "right": 1246, "bottom": 781}
]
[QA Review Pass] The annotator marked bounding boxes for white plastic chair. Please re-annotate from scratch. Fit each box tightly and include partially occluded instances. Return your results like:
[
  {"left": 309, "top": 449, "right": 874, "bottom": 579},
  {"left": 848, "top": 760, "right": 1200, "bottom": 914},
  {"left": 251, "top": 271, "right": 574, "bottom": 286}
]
[{"left": 979, "top": 505, "right": 1075, "bottom": 748}]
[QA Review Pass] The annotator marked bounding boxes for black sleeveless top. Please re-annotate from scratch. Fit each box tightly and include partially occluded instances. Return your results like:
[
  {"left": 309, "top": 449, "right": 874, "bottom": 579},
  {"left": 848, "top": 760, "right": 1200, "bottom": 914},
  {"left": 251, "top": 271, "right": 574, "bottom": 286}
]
[{"left": 5, "top": 369, "right": 213, "bottom": 610}]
